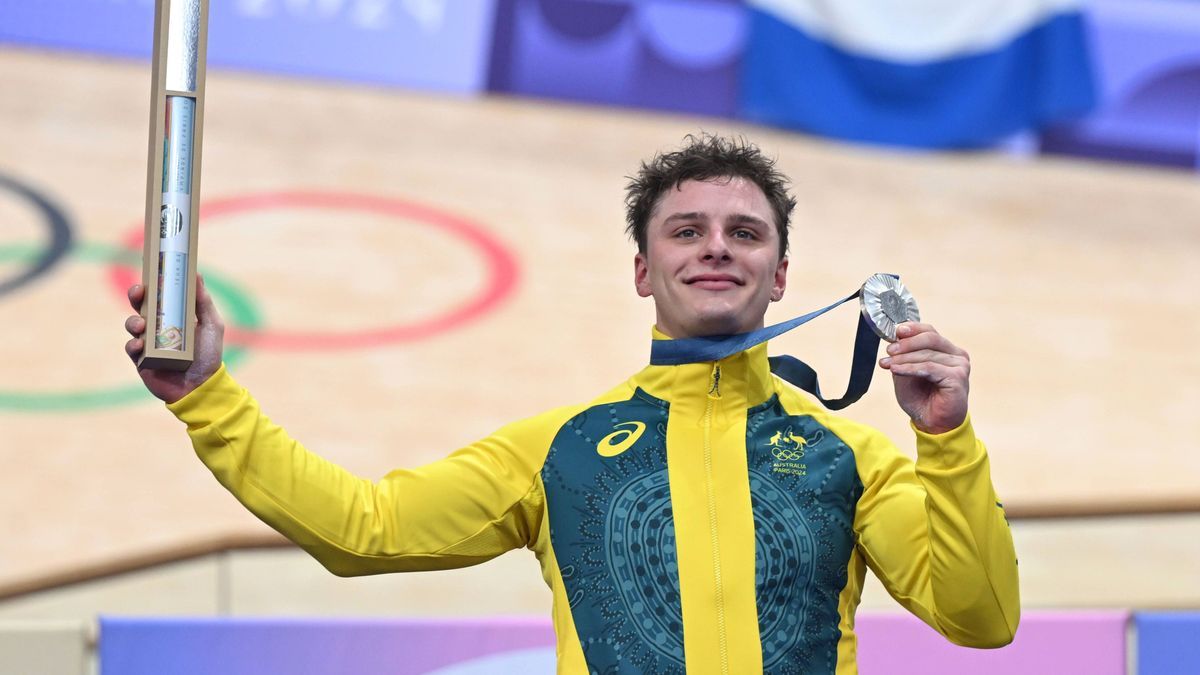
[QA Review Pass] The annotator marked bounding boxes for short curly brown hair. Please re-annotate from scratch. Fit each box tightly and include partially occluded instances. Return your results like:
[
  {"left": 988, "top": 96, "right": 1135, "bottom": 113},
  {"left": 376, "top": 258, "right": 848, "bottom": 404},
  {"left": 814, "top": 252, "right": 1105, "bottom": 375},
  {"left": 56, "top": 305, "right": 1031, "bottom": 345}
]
[{"left": 624, "top": 134, "right": 796, "bottom": 258}]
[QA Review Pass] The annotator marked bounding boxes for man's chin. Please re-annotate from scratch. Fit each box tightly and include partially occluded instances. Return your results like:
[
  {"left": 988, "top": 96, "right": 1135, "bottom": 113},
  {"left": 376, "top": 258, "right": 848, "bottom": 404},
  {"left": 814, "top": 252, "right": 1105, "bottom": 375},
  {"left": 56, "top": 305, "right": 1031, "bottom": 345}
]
[{"left": 679, "top": 312, "right": 750, "bottom": 338}]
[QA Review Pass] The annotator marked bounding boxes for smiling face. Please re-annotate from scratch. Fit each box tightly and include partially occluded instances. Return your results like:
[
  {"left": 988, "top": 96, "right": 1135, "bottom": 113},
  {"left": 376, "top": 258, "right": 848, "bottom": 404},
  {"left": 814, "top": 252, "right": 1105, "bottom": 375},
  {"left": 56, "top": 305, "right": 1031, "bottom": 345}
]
[{"left": 634, "top": 177, "right": 788, "bottom": 338}]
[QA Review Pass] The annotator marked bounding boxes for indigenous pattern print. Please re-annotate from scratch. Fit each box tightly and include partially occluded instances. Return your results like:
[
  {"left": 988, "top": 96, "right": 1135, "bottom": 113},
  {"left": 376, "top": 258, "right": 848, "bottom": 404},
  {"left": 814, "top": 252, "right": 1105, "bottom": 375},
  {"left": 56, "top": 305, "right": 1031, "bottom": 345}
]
[
  {"left": 542, "top": 392, "right": 686, "bottom": 674},
  {"left": 746, "top": 396, "right": 863, "bottom": 674}
]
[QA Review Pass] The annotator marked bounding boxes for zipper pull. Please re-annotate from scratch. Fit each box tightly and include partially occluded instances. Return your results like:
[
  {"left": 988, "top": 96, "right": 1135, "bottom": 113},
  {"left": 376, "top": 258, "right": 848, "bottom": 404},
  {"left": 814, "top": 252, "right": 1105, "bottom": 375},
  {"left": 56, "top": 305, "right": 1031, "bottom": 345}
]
[{"left": 708, "top": 363, "right": 722, "bottom": 399}]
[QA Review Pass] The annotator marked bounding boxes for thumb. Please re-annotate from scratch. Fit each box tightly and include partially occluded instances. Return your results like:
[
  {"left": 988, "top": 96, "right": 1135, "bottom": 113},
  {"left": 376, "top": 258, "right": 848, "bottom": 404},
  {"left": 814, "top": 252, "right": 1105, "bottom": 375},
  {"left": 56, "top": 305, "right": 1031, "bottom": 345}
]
[
  {"left": 194, "top": 273, "right": 224, "bottom": 326},
  {"left": 189, "top": 273, "right": 226, "bottom": 383}
]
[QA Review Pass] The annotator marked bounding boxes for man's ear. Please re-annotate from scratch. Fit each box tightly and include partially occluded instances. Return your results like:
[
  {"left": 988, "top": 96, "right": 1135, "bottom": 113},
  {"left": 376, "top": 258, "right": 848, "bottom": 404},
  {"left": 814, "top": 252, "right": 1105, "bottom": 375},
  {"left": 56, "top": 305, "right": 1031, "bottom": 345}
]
[
  {"left": 634, "top": 251, "right": 653, "bottom": 298},
  {"left": 771, "top": 255, "right": 788, "bottom": 302}
]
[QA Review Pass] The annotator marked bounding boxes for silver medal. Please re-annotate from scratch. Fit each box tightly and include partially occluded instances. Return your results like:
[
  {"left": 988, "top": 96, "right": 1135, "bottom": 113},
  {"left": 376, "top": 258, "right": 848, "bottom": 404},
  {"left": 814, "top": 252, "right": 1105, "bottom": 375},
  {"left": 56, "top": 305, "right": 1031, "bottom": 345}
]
[{"left": 859, "top": 274, "right": 920, "bottom": 342}]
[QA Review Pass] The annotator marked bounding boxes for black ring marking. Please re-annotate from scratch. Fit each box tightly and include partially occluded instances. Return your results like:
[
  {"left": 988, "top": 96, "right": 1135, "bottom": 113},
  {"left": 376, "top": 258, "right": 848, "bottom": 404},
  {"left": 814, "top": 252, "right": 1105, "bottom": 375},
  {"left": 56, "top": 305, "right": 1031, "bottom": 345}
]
[{"left": 0, "top": 172, "right": 75, "bottom": 298}]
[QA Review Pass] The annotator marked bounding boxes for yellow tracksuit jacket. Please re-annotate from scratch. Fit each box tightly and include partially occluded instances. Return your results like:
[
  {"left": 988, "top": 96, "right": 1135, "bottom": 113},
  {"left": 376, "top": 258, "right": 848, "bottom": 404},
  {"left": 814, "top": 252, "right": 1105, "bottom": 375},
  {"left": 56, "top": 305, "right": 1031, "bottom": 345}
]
[{"left": 167, "top": 338, "right": 1019, "bottom": 674}]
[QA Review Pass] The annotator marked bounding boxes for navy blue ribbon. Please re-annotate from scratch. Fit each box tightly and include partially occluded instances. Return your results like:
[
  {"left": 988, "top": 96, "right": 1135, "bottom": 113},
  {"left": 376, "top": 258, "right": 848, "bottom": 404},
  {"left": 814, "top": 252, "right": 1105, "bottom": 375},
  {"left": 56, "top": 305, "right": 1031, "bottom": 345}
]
[{"left": 649, "top": 289, "right": 882, "bottom": 410}]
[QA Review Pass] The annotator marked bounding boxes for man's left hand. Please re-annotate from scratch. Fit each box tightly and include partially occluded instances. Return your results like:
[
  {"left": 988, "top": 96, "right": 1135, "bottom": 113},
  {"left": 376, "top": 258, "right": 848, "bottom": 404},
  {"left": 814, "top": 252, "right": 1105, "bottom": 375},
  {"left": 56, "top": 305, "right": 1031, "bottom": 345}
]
[{"left": 878, "top": 322, "right": 969, "bottom": 435}]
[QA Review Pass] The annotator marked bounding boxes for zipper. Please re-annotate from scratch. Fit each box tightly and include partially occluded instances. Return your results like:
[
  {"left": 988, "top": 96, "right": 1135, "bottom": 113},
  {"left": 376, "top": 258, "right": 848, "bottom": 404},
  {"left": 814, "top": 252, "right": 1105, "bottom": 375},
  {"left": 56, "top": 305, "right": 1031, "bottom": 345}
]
[{"left": 703, "top": 363, "right": 729, "bottom": 674}]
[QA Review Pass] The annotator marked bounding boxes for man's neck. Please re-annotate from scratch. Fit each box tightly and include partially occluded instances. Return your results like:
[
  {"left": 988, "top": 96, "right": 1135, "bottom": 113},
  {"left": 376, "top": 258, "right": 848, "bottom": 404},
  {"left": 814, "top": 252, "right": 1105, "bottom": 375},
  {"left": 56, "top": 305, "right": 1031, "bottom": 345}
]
[{"left": 653, "top": 322, "right": 766, "bottom": 340}]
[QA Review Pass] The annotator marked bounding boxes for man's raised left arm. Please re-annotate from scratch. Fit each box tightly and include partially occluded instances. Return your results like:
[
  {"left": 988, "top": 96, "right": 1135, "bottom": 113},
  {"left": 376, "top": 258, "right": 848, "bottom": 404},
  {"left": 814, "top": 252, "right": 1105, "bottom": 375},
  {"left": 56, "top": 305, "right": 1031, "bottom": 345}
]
[{"left": 854, "top": 322, "right": 1021, "bottom": 647}]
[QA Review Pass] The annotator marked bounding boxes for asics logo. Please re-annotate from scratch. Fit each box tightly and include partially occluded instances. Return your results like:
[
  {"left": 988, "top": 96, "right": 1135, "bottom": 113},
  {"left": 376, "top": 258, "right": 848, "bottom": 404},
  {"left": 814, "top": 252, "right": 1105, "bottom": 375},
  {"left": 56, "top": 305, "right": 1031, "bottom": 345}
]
[{"left": 597, "top": 421, "right": 646, "bottom": 457}]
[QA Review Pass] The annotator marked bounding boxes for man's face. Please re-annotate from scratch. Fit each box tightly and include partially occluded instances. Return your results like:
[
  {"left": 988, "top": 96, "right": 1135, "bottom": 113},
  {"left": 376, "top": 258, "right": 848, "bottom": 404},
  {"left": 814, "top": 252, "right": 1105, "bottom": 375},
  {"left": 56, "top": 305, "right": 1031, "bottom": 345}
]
[{"left": 634, "top": 177, "right": 788, "bottom": 338}]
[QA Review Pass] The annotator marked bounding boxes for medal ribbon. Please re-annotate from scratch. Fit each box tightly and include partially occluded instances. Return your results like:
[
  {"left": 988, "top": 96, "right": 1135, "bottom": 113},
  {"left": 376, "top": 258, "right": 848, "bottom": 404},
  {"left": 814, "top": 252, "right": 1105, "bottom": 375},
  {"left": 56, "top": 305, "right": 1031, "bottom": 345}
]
[{"left": 648, "top": 283, "right": 891, "bottom": 411}]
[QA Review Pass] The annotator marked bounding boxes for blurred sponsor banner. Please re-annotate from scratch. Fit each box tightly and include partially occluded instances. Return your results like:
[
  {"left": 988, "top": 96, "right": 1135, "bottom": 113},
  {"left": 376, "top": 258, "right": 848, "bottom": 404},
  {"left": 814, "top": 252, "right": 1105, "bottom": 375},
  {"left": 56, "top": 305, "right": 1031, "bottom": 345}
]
[
  {"left": 0, "top": 0, "right": 497, "bottom": 93},
  {"left": 487, "top": 0, "right": 746, "bottom": 117},
  {"left": 98, "top": 616, "right": 557, "bottom": 675},
  {"left": 1040, "top": 0, "right": 1200, "bottom": 169},
  {"left": 1136, "top": 612, "right": 1200, "bottom": 675},
  {"left": 740, "top": 0, "right": 1097, "bottom": 148},
  {"left": 857, "top": 611, "right": 1128, "bottom": 675},
  {"left": 210, "top": 0, "right": 496, "bottom": 92},
  {"left": 97, "top": 612, "right": 1131, "bottom": 674},
  {"left": 0, "top": 0, "right": 153, "bottom": 57}
]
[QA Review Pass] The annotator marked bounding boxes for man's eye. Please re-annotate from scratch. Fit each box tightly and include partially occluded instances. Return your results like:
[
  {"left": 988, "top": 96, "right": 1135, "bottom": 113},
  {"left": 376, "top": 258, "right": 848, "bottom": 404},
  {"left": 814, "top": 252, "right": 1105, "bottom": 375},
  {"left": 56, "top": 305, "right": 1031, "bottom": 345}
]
[
  {"left": 676, "top": 228, "right": 699, "bottom": 238},
  {"left": 733, "top": 229, "right": 756, "bottom": 239}
]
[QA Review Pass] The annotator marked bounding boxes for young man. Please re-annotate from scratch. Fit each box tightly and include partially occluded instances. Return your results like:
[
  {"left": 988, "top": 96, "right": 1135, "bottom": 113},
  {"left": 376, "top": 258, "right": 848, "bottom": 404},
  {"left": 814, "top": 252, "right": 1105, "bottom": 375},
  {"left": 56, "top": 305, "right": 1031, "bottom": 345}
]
[{"left": 125, "top": 135, "right": 1019, "bottom": 674}]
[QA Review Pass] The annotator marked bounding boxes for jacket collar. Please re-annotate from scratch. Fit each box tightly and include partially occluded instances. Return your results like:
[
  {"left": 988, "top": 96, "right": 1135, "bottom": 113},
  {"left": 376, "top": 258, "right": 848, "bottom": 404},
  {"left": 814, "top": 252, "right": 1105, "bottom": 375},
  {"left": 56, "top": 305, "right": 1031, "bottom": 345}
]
[{"left": 631, "top": 326, "right": 777, "bottom": 420}]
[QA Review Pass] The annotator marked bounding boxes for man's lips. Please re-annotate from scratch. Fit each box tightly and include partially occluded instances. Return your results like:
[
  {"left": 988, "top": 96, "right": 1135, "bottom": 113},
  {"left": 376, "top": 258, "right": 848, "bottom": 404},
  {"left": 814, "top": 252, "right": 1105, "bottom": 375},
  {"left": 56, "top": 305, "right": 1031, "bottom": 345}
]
[{"left": 686, "top": 274, "right": 742, "bottom": 290}]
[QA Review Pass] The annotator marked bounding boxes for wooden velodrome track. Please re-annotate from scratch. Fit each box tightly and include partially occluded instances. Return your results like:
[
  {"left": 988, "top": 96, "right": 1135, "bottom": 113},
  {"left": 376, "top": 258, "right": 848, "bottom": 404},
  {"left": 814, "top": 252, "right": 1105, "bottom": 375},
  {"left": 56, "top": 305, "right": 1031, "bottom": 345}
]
[{"left": 1, "top": 46, "right": 1198, "bottom": 608}]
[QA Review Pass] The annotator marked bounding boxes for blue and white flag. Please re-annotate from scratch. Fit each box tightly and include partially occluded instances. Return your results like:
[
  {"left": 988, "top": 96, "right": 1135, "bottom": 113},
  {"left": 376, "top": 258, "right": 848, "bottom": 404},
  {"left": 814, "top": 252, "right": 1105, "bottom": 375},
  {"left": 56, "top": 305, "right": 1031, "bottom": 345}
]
[{"left": 740, "top": 0, "right": 1097, "bottom": 148}]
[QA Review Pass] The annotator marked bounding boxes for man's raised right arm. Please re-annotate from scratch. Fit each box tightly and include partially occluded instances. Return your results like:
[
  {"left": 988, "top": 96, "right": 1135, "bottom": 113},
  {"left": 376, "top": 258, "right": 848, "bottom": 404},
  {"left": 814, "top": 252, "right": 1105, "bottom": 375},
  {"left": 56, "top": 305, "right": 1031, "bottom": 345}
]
[{"left": 124, "top": 278, "right": 562, "bottom": 576}]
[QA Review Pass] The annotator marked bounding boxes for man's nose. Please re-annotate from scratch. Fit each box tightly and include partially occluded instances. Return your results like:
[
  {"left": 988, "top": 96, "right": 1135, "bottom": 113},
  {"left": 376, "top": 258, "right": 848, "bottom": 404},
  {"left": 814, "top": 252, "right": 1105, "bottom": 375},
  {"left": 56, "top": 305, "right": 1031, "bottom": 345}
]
[{"left": 701, "top": 230, "right": 732, "bottom": 262}]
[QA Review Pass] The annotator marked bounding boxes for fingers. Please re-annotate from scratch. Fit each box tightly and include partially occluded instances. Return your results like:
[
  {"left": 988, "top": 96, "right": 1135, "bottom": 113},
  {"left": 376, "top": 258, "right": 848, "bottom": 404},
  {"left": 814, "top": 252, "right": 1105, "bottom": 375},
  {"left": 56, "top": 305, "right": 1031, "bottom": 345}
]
[
  {"left": 126, "top": 284, "right": 146, "bottom": 364},
  {"left": 880, "top": 349, "right": 967, "bottom": 370},
  {"left": 885, "top": 360, "right": 960, "bottom": 384},
  {"left": 890, "top": 323, "right": 968, "bottom": 359},
  {"left": 881, "top": 322, "right": 971, "bottom": 379},
  {"left": 125, "top": 336, "right": 144, "bottom": 363},
  {"left": 124, "top": 313, "right": 146, "bottom": 365},
  {"left": 127, "top": 283, "right": 144, "bottom": 312},
  {"left": 895, "top": 322, "right": 935, "bottom": 339},
  {"left": 124, "top": 313, "right": 146, "bottom": 338}
]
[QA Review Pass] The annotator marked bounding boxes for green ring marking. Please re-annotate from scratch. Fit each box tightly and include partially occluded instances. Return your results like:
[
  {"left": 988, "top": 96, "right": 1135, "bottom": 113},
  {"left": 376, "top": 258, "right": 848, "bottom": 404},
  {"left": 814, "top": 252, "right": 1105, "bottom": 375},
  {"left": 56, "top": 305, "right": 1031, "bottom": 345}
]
[{"left": 0, "top": 242, "right": 262, "bottom": 412}]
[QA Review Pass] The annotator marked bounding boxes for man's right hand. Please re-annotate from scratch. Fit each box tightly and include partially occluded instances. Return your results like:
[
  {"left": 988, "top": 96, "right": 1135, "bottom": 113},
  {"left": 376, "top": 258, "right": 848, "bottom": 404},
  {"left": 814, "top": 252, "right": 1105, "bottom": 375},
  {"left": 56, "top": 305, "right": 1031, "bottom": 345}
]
[{"left": 124, "top": 274, "right": 226, "bottom": 404}]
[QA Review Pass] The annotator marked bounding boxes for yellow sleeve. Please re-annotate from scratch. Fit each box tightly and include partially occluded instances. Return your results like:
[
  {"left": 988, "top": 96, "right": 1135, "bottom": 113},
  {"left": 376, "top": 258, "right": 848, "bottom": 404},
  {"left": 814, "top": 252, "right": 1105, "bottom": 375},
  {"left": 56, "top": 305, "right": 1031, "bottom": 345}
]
[
  {"left": 843, "top": 414, "right": 1021, "bottom": 647},
  {"left": 166, "top": 364, "right": 575, "bottom": 577}
]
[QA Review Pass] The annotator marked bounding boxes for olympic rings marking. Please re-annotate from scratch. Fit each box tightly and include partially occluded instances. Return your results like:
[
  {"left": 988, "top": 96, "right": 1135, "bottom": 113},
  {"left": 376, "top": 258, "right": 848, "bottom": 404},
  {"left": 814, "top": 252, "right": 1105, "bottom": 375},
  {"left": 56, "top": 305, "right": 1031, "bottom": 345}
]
[
  {"left": 0, "top": 242, "right": 262, "bottom": 413},
  {"left": 0, "top": 173, "right": 74, "bottom": 298},
  {"left": 110, "top": 191, "right": 521, "bottom": 351},
  {"left": 771, "top": 447, "right": 805, "bottom": 462}
]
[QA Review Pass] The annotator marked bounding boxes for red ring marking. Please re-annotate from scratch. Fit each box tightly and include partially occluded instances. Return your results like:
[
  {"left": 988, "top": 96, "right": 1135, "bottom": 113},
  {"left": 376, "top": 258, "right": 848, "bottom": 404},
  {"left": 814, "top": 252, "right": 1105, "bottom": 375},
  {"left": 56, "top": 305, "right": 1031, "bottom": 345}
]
[{"left": 110, "top": 191, "right": 520, "bottom": 350}]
